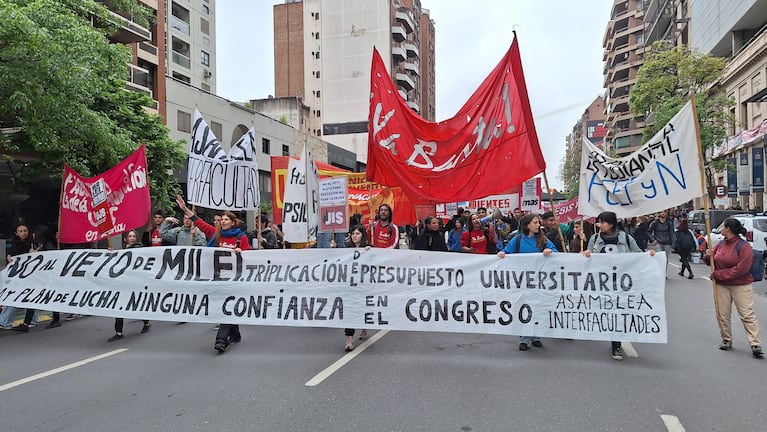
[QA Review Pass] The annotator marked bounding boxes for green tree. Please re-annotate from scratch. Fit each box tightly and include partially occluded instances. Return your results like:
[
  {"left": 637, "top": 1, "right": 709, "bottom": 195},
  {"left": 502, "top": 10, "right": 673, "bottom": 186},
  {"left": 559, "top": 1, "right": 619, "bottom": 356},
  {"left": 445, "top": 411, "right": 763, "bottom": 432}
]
[
  {"left": 629, "top": 41, "right": 734, "bottom": 205},
  {"left": 0, "top": 0, "right": 184, "bottom": 213}
]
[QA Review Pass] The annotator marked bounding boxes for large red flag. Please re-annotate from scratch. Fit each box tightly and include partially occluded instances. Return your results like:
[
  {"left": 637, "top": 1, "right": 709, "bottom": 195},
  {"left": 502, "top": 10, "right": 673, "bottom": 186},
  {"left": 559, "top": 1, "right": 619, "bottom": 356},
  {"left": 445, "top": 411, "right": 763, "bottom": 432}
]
[
  {"left": 60, "top": 145, "right": 151, "bottom": 243},
  {"left": 367, "top": 36, "right": 545, "bottom": 202}
]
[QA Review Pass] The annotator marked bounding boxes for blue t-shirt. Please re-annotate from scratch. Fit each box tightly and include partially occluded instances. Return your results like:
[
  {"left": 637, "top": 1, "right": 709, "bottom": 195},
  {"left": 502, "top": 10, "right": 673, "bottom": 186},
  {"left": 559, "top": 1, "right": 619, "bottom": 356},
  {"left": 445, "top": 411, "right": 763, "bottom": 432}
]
[{"left": 502, "top": 234, "right": 558, "bottom": 254}]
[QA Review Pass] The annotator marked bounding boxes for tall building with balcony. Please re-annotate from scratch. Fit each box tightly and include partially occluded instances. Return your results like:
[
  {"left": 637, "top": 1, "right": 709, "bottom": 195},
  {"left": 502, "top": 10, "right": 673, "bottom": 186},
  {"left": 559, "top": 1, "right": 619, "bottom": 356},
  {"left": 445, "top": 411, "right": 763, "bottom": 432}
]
[
  {"left": 273, "top": 0, "right": 435, "bottom": 170},
  {"left": 166, "top": 0, "right": 217, "bottom": 94},
  {"left": 98, "top": 0, "right": 166, "bottom": 118},
  {"left": 643, "top": 0, "right": 689, "bottom": 46},
  {"left": 602, "top": 0, "right": 646, "bottom": 156}
]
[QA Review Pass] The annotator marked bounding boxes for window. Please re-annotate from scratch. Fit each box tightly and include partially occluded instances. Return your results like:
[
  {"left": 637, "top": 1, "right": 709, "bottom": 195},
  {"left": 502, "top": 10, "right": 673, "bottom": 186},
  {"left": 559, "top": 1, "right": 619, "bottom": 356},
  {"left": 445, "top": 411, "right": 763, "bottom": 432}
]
[
  {"left": 177, "top": 110, "right": 191, "bottom": 132},
  {"left": 316, "top": 90, "right": 320, "bottom": 98},
  {"left": 201, "top": 18, "right": 209, "bottom": 35},
  {"left": 282, "top": 145, "right": 290, "bottom": 156},
  {"left": 315, "top": 51, "right": 320, "bottom": 60},
  {"left": 210, "top": 121, "right": 222, "bottom": 139},
  {"left": 172, "top": 71, "right": 191, "bottom": 84},
  {"left": 201, "top": 51, "right": 210, "bottom": 66},
  {"left": 262, "top": 138, "right": 271, "bottom": 154},
  {"left": 316, "top": 110, "right": 321, "bottom": 117},
  {"left": 201, "top": 82, "right": 210, "bottom": 92},
  {"left": 315, "top": 32, "right": 320, "bottom": 40},
  {"left": 202, "top": 4, "right": 209, "bottom": 14},
  {"left": 259, "top": 170, "right": 272, "bottom": 193}
]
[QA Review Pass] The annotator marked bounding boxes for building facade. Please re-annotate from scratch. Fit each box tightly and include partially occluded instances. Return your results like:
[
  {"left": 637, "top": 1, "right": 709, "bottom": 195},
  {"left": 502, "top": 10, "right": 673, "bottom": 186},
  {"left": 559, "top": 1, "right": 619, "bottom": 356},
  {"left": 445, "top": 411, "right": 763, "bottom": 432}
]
[
  {"left": 273, "top": 0, "right": 435, "bottom": 170},
  {"left": 166, "top": 0, "right": 217, "bottom": 94},
  {"left": 562, "top": 96, "right": 607, "bottom": 195}
]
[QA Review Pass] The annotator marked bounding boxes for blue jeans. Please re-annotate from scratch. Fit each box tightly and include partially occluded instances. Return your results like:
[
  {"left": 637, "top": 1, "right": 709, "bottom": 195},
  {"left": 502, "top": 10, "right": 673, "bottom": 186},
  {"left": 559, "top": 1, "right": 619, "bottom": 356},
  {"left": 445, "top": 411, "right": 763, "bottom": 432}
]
[{"left": 0, "top": 305, "right": 16, "bottom": 327}]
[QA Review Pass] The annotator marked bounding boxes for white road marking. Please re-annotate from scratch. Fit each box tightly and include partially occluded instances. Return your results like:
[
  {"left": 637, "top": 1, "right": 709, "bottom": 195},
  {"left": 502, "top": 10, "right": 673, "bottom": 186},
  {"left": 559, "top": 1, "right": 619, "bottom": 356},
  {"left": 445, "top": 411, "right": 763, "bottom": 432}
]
[
  {"left": 622, "top": 341, "right": 638, "bottom": 357},
  {"left": 305, "top": 330, "right": 390, "bottom": 387},
  {"left": 0, "top": 349, "right": 128, "bottom": 392},
  {"left": 660, "top": 414, "right": 686, "bottom": 431}
]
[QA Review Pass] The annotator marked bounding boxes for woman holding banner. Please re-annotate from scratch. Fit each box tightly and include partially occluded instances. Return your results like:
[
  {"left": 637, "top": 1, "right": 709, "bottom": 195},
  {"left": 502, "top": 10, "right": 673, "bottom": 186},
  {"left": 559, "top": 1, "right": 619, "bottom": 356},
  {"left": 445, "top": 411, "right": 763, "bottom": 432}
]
[
  {"left": 107, "top": 230, "right": 151, "bottom": 341},
  {"left": 582, "top": 211, "right": 655, "bottom": 361},
  {"left": 704, "top": 218, "right": 763, "bottom": 358},
  {"left": 342, "top": 225, "right": 372, "bottom": 351},
  {"left": 176, "top": 195, "right": 252, "bottom": 354},
  {"left": 497, "top": 213, "right": 557, "bottom": 351}
]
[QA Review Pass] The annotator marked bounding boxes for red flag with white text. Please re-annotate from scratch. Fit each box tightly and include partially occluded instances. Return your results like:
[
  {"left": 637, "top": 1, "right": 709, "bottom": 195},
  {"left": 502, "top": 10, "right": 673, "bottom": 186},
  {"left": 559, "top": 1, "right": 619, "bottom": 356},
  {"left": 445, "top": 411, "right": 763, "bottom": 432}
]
[
  {"left": 366, "top": 36, "right": 545, "bottom": 202},
  {"left": 59, "top": 145, "right": 151, "bottom": 243}
]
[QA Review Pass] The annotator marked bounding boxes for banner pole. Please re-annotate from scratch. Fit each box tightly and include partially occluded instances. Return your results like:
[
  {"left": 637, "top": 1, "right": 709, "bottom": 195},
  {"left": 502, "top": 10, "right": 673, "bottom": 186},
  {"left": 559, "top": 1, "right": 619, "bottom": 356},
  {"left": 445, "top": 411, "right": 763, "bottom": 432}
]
[
  {"left": 542, "top": 171, "right": 568, "bottom": 252},
  {"left": 57, "top": 167, "right": 65, "bottom": 250},
  {"left": 368, "top": 182, "right": 374, "bottom": 245},
  {"left": 257, "top": 213, "right": 263, "bottom": 250},
  {"left": 690, "top": 92, "right": 720, "bottom": 323}
]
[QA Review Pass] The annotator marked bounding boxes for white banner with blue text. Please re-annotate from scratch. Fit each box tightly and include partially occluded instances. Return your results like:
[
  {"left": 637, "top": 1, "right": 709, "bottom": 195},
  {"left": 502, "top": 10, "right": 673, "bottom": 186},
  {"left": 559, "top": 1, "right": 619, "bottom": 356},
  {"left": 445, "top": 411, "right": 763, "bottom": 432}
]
[
  {"left": 578, "top": 101, "right": 701, "bottom": 218},
  {"left": 0, "top": 248, "right": 667, "bottom": 343}
]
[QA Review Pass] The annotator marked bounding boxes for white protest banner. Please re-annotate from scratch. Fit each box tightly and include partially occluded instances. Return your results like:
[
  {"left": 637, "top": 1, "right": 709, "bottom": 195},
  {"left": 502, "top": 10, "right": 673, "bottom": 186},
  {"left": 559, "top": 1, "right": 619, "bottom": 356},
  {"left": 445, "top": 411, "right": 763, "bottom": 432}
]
[
  {"left": 578, "top": 101, "right": 701, "bottom": 218},
  {"left": 319, "top": 176, "right": 347, "bottom": 205},
  {"left": 0, "top": 248, "right": 667, "bottom": 343},
  {"left": 319, "top": 176, "right": 348, "bottom": 233},
  {"left": 520, "top": 178, "right": 541, "bottom": 213},
  {"left": 467, "top": 194, "right": 519, "bottom": 214},
  {"left": 187, "top": 110, "right": 260, "bottom": 210},
  {"left": 283, "top": 145, "right": 319, "bottom": 243}
]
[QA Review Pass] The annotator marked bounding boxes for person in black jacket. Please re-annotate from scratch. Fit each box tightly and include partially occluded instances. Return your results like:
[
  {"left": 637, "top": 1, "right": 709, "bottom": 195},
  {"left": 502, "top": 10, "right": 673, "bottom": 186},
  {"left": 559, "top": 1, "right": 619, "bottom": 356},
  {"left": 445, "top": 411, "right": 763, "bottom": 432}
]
[
  {"left": 415, "top": 216, "right": 448, "bottom": 251},
  {"left": 3, "top": 223, "right": 38, "bottom": 331}
]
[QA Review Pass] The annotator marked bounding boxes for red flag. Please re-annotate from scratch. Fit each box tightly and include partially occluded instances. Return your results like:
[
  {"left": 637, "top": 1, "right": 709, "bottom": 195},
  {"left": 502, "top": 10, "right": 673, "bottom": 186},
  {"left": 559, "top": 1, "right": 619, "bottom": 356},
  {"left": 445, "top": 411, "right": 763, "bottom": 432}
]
[
  {"left": 60, "top": 145, "right": 151, "bottom": 243},
  {"left": 367, "top": 37, "right": 545, "bottom": 203}
]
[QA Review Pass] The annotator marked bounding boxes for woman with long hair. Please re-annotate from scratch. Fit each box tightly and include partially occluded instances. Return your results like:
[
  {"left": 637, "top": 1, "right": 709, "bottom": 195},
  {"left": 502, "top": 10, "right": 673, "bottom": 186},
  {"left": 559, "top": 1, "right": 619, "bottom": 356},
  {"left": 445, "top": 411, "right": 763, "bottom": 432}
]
[
  {"left": 107, "top": 230, "right": 151, "bottom": 341},
  {"left": 705, "top": 218, "right": 763, "bottom": 358},
  {"left": 447, "top": 219, "right": 466, "bottom": 252},
  {"left": 2, "top": 223, "right": 38, "bottom": 331},
  {"left": 342, "top": 224, "right": 372, "bottom": 351},
  {"left": 498, "top": 213, "right": 557, "bottom": 351},
  {"left": 673, "top": 218, "right": 697, "bottom": 279},
  {"left": 177, "top": 195, "right": 251, "bottom": 354},
  {"left": 582, "top": 211, "right": 656, "bottom": 361},
  {"left": 461, "top": 213, "right": 496, "bottom": 254}
]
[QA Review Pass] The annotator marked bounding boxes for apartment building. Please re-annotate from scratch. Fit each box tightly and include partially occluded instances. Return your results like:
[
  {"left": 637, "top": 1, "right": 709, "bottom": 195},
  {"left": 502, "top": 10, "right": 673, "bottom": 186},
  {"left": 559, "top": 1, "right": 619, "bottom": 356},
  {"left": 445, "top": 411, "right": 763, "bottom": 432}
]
[
  {"left": 273, "top": 0, "right": 436, "bottom": 170},
  {"left": 166, "top": 0, "right": 217, "bottom": 94},
  {"left": 562, "top": 96, "right": 607, "bottom": 195},
  {"left": 691, "top": 0, "right": 767, "bottom": 210},
  {"left": 602, "top": 0, "right": 647, "bottom": 156}
]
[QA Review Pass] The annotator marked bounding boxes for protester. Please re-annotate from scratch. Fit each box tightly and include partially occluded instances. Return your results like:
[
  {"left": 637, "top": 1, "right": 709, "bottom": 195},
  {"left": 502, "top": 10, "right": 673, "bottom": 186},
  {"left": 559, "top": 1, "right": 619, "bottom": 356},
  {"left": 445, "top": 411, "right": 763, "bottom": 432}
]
[
  {"left": 568, "top": 220, "right": 593, "bottom": 253},
  {"left": 632, "top": 215, "right": 651, "bottom": 251},
  {"left": 176, "top": 195, "right": 251, "bottom": 354},
  {"left": 461, "top": 213, "right": 496, "bottom": 254},
  {"left": 3, "top": 223, "right": 39, "bottom": 332},
  {"left": 541, "top": 210, "right": 569, "bottom": 252},
  {"left": 107, "top": 230, "right": 151, "bottom": 341},
  {"left": 371, "top": 204, "right": 399, "bottom": 249},
  {"left": 498, "top": 213, "right": 557, "bottom": 351},
  {"left": 160, "top": 214, "right": 207, "bottom": 246},
  {"left": 648, "top": 210, "right": 675, "bottom": 272},
  {"left": 673, "top": 218, "right": 696, "bottom": 279},
  {"left": 342, "top": 225, "right": 372, "bottom": 351},
  {"left": 447, "top": 219, "right": 466, "bottom": 252},
  {"left": 250, "top": 214, "right": 279, "bottom": 250},
  {"left": 705, "top": 218, "right": 763, "bottom": 358},
  {"left": 142, "top": 209, "right": 173, "bottom": 247},
  {"left": 582, "top": 211, "right": 655, "bottom": 361},
  {"left": 414, "top": 216, "right": 448, "bottom": 251}
]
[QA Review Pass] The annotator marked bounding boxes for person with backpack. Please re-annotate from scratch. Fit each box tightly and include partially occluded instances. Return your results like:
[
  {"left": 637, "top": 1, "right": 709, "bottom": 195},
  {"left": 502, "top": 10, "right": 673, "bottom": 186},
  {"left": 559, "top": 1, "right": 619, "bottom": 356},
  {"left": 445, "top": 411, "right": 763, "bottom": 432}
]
[
  {"left": 497, "top": 213, "right": 557, "bottom": 351},
  {"left": 704, "top": 218, "right": 763, "bottom": 358},
  {"left": 582, "top": 211, "right": 656, "bottom": 361},
  {"left": 673, "top": 218, "right": 697, "bottom": 279},
  {"left": 176, "top": 195, "right": 252, "bottom": 354}
]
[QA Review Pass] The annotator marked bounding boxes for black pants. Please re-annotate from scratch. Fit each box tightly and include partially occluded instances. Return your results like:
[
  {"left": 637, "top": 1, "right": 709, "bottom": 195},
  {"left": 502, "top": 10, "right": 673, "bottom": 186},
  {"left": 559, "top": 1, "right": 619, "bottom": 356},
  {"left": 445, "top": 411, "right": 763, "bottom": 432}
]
[
  {"left": 344, "top": 328, "right": 354, "bottom": 337},
  {"left": 216, "top": 324, "right": 241, "bottom": 345},
  {"left": 114, "top": 318, "right": 149, "bottom": 333},
  {"left": 23, "top": 309, "right": 60, "bottom": 325}
]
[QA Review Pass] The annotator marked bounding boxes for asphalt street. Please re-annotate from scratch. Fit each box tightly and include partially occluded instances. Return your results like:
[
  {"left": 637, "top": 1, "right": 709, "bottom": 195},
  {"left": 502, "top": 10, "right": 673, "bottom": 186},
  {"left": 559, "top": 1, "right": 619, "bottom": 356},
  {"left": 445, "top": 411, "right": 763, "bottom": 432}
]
[{"left": 1, "top": 259, "right": 765, "bottom": 432}]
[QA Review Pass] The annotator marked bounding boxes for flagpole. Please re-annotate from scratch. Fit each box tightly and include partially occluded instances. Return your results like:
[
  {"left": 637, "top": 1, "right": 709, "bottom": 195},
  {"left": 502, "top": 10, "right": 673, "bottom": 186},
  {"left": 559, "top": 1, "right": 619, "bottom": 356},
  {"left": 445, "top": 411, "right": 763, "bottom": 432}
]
[
  {"left": 305, "top": 148, "right": 311, "bottom": 244},
  {"left": 542, "top": 171, "right": 568, "bottom": 252},
  {"left": 57, "top": 167, "right": 65, "bottom": 250},
  {"left": 690, "top": 92, "right": 720, "bottom": 322}
]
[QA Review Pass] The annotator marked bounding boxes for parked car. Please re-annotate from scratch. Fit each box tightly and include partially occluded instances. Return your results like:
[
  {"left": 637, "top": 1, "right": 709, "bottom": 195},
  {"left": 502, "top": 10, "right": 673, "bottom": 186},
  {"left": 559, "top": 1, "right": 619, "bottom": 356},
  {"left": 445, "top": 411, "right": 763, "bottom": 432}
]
[
  {"left": 688, "top": 209, "right": 751, "bottom": 234},
  {"left": 708, "top": 215, "right": 767, "bottom": 250}
]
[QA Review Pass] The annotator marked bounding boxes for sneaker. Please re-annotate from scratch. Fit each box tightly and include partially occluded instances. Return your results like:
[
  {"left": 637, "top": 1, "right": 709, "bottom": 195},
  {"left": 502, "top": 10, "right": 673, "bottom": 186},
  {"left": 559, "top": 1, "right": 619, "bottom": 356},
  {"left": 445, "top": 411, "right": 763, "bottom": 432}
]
[
  {"left": 140, "top": 323, "right": 152, "bottom": 334},
  {"left": 64, "top": 314, "right": 77, "bottom": 321},
  {"left": 0, "top": 324, "right": 13, "bottom": 330},
  {"left": 214, "top": 340, "right": 227, "bottom": 353},
  {"left": 46, "top": 321, "right": 62, "bottom": 329},
  {"left": 519, "top": 342, "right": 529, "bottom": 351},
  {"left": 752, "top": 345, "right": 764, "bottom": 358},
  {"left": 531, "top": 340, "right": 543, "bottom": 348},
  {"left": 611, "top": 346, "right": 624, "bottom": 361},
  {"left": 231, "top": 336, "right": 241, "bottom": 343},
  {"left": 213, "top": 324, "right": 220, "bottom": 330},
  {"left": 11, "top": 323, "right": 29, "bottom": 333},
  {"left": 28, "top": 323, "right": 37, "bottom": 328},
  {"left": 107, "top": 334, "right": 124, "bottom": 342},
  {"left": 719, "top": 340, "right": 732, "bottom": 351}
]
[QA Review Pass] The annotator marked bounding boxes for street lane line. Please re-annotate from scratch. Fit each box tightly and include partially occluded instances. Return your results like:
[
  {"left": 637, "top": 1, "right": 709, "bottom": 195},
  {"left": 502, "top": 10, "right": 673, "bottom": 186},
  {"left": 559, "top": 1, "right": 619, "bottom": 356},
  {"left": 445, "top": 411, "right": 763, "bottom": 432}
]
[
  {"left": 622, "top": 341, "right": 638, "bottom": 357},
  {"left": 305, "top": 330, "right": 389, "bottom": 387},
  {"left": 0, "top": 349, "right": 128, "bottom": 392},
  {"left": 660, "top": 414, "right": 686, "bottom": 431}
]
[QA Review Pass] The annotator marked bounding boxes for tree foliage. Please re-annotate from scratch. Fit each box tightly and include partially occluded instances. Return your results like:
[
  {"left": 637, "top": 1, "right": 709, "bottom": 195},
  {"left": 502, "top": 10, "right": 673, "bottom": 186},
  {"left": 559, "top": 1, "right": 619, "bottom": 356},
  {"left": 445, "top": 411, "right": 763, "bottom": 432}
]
[
  {"left": 0, "top": 0, "right": 184, "bottom": 214},
  {"left": 629, "top": 41, "right": 734, "bottom": 204}
]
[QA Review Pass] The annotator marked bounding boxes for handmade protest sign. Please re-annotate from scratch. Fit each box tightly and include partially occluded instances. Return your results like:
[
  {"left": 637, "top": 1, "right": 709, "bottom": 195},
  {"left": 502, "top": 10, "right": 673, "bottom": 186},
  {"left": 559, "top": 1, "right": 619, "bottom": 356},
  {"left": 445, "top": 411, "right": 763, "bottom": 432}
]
[
  {"left": 578, "top": 101, "right": 702, "bottom": 218},
  {"left": 186, "top": 110, "right": 260, "bottom": 210},
  {"left": 0, "top": 248, "right": 667, "bottom": 343}
]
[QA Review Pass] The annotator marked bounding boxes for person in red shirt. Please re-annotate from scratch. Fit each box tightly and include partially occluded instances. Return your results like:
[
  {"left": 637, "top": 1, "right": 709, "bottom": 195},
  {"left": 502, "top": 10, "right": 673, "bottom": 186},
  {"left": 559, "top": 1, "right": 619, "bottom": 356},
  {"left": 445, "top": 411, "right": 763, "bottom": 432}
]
[
  {"left": 176, "top": 196, "right": 251, "bottom": 354},
  {"left": 372, "top": 204, "right": 399, "bottom": 249},
  {"left": 461, "top": 213, "right": 496, "bottom": 254},
  {"left": 142, "top": 209, "right": 173, "bottom": 247}
]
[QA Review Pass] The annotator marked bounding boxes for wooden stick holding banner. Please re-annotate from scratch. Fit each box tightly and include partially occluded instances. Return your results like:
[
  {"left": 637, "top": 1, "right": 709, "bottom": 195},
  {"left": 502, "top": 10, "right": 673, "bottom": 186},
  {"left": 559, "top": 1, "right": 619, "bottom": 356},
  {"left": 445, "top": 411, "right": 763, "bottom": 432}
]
[
  {"left": 690, "top": 92, "right": 720, "bottom": 320},
  {"left": 257, "top": 213, "right": 263, "bottom": 250},
  {"left": 57, "top": 167, "right": 65, "bottom": 250},
  {"left": 542, "top": 171, "right": 568, "bottom": 252}
]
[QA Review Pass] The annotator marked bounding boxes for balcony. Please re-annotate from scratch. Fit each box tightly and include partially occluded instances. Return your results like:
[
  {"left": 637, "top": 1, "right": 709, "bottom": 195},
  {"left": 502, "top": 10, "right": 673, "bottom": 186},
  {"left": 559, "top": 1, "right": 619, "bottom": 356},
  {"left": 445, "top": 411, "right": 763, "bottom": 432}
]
[
  {"left": 105, "top": 9, "right": 151, "bottom": 44},
  {"left": 171, "top": 15, "right": 190, "bottom": 35},
  {"left": 396, "top": 72, "right": 415, "bottom": 91},
  {"left": 137, "top": 41, "right": 158, "bottom": 64},
  {"left": 404, "top": 42, "right": 419, "bottom": 58},
  {"left": 404, "top": 60, "right": 419, "bottom": 75},
  {"left": 395, "top": 10, "right": 415, "bottom": 33},
  {"left": 407, "top": 100, "right": 420, "bottom": 111},
  {"left": 392, "top": 45, "right": 406, "bottom": 62},
  {"left": 398, "top": 89, "right": 408, "bottom": 99},
  {"left": 392, "top": 25, "right": 406, "bottom": 42},
  {"left": 171, "top": 51, "right": 191, "bottom": 69},
  {"left": 126, "top": 64, "right": 152, "bottom": 96}
]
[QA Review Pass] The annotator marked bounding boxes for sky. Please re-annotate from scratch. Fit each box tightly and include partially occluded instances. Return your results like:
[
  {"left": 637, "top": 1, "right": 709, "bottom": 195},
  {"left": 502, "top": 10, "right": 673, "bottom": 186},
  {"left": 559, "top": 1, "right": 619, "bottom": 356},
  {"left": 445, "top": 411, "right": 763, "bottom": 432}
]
[{"left": 216, "top": 0, "right": 613, "bottom": 191}]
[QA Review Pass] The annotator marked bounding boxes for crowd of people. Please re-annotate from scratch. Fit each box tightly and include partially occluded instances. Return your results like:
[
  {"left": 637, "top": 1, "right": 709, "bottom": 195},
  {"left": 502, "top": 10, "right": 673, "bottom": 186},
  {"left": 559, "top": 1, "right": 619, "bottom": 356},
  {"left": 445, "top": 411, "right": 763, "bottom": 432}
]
[{"left": 1, "top": 201, "right": 762, "bottom": 360}]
